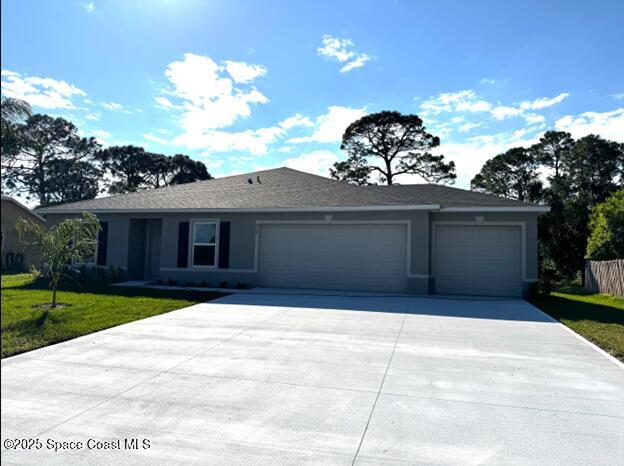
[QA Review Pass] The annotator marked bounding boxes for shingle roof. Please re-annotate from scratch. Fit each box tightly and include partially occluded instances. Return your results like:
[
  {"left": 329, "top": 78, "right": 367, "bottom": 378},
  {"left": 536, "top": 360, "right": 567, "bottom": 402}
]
[{"left": 36, "top": 167, "right": 542, "bottom": 213}]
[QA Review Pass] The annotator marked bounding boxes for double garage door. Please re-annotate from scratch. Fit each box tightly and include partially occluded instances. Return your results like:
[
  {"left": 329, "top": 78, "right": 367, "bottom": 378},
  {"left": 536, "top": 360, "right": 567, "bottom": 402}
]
[
  {"left": 258, "top": 223, "right": 407, "bottom": 292},
  {"left": 257, "top": 223, "right": 523, "bottom": 297}
]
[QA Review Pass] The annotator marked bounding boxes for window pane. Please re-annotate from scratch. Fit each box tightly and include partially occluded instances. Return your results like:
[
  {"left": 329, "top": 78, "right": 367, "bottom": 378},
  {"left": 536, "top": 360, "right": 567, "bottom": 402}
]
[
  {"left": 194, "top": 223, "right": 216, "bottom": 244},
  {"left": 193, "top": 245, "right": 215, "bottom": 266}
]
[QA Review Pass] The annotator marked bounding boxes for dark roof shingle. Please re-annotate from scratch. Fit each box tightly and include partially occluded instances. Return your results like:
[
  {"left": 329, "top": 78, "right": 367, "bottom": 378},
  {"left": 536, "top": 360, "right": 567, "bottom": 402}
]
[{"left": 37, "top": 167, "right": 540, "bottom": 212}]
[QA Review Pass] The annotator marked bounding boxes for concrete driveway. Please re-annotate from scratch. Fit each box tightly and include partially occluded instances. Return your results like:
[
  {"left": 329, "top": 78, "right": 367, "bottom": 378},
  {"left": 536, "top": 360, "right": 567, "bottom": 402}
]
[{"left": 2, "top": 292, "right": 623, "bottom": 465}]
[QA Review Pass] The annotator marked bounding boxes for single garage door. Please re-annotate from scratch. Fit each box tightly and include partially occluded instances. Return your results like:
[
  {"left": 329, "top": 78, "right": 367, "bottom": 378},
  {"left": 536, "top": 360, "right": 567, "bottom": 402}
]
[
  {"left": 434, "top": 225, "right": 522, "bottom": 297},
  {"left": 258, "top": 223, "right": 407, "bottom": 292}
]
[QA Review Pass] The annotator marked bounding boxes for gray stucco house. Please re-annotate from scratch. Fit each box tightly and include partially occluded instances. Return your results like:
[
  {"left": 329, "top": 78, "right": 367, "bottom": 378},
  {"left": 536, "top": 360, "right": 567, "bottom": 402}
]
[{"left": 37, "top": 167, "right": 549, "bottom": 297}]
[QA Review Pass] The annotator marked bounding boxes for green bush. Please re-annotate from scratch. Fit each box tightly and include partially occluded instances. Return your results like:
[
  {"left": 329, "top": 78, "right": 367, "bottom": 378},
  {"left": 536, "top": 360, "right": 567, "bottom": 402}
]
[
  {"left": 587, "top": 189, "right": 624, "bottom": 260},
  {"left": 530, "top": 258, "right": 560, "bottom": 298}
]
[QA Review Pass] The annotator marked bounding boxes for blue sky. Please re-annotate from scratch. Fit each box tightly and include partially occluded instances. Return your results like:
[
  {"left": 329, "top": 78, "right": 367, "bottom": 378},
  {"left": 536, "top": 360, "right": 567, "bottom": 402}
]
[{"left": 2, "top": 0, "right": 623, "bottom": 190}]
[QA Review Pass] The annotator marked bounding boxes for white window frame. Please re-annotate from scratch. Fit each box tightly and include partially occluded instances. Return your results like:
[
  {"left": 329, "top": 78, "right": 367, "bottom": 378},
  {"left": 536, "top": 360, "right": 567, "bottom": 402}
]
[{"left": 190, "top": 219, "right": 220, "bottom": 269}]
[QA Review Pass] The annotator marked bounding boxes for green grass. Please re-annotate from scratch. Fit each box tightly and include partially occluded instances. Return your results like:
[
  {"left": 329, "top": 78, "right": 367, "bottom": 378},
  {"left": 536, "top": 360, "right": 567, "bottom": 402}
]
[
  {"left": 530, "top": 282, "right": 624, "bottom": 362},
  {"left": 1, "top": 273, "right": 226, "bottom": 358}
]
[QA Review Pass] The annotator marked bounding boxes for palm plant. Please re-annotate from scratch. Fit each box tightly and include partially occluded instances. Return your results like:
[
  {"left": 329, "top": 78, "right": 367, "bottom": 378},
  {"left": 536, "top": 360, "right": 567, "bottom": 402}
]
[
  {"left": 16, "top": 212, "right": 100, "bottom": 308},
  {"left": 0, "top": 96, "right": 31, "bottom": 128}
]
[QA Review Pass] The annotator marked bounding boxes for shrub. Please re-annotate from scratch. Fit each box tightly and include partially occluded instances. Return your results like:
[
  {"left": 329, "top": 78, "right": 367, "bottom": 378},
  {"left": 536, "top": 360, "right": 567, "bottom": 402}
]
[
  {"left": 108, "top": 266, "right": 124, "bottom": 283},
  {"left": 29, "top": 264, "right": 43, "bottom": 279},
  {"left": 587, "top": 189, "right": 624, "bottom": 260},
  {"left": 168, "top": 278, "right": 177, "bottom": 286},
  {"left": 219, "top": 281, "right": 228, "bottom": 289},
  {"left": 531, "top": 258, "right": 560, "bottom": 297},
  {"left": 200, "top": 281, "right": 209, "bottom": 288}
]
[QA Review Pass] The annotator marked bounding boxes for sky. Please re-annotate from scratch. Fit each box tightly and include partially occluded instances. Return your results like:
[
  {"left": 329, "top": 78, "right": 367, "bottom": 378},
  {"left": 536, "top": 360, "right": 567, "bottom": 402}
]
[{"left": 2, "top": 0, "right": 623, "bottom": 193}]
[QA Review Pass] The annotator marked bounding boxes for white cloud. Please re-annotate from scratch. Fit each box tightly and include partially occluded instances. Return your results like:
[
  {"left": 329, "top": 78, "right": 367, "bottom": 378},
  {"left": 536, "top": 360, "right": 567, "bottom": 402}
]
[
  {"left": 490, "top": 105, "right": 524, "bottom": 120},
  {"left": 555, "top": 108, "right": 624, "bottom": 142},
  {"left": 84, "top": 113, "right": 100, "bottom": 121},
  {"left": 143, "top": 133, "right": 169, "bottom": 145},
  {"left": 174, "top": 113, "right": 315, "bottom": 155},
  {"left": 457, "top": 122, "right": 482, "bottom": 132},
  {"left": 278, "top": 113, "right": 314, "bottom": 129},
  {"left": 153, "top": 96, "right": 179, "bottom": 110},
  {"left": 317, "top": 35, "right": 373, "bottom": 73},
  {"left": 480, "top": 78, "right": 496, "bottom": 85},
  {"left": 288, "top": 106, "right": 366, "bottom": 144},
  {"left": 197, "top": 154, "right": 225, "bottom": 170},
  {"left": 519, "top": 92, "right": 569, "bottom": 110},
  {"left": 79, "top": 2, "right": 95, "bottom": 14},
  {"left": 163, "top": 53, "right": 268, "bottom": 137},
  {"left": 100, "top": 101, "right": 131, "bottom": 113},
  {"left": 523, "top": 113, "right": 546, "bottom": 124},
  {"left": 610, "top": 92, "right": 624, "bottom": 100},
  {"left": 419, "top": 90, "right": 480, "bottom": 115},
  {"left": 91, "top": 129, "right": 111, "bottom": 145},
  {"left": 1, "top": 70, "right": 86, "bottom": 109},
  {"left": 224, "top": 61, "right": 267, "bottom": 83},
  {"left": 283, "top": 150, "right": 339, "bottom": 176},
  {"left": 420, "top": 89, "right": 569, "bottom": 126}
]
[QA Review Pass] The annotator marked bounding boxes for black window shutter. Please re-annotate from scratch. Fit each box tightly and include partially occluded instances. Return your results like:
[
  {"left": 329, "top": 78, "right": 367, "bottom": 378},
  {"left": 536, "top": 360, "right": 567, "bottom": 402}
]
[
  {"left": 218, "top": 222, "right": 230, "bottom": 269},
  {"left": 96, "top": 222, "right": 108, "bottom": 266},
  {"left": 177, "top": 222, "right": 189, "bottom": 268}
]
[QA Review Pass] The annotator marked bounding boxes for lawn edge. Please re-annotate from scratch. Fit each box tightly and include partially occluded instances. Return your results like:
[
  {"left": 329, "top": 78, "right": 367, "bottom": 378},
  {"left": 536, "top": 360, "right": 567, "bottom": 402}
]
[
  {"left": 1, "top": 295, "right": 229, "bottom": 361},
  {"left": 526, "top": 301, "right": 624, "bottom": 371}
]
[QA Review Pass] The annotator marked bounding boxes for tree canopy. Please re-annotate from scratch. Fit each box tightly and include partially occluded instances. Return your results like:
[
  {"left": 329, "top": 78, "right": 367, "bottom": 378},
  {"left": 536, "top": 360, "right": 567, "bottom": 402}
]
[
  {"left": 530, "top": 131, "right": 574, "bottom": 180},
  {"left": 331, "top": 111, "right": 456, "bottom": 185},
  {"left": 472, "top": 132, "right": 624, "bottom": 278},
  {"left": 97, "top": 146, "right": 212, "bottom": 194},
  {"left": 1, "top": 114, "right": 101, "bottom": 207},
  {"left": 586, "top": 189, "right": 624, "bottom": 260},
  {"left": 470, "top": 147, "right": 542, "bottom": 202}
]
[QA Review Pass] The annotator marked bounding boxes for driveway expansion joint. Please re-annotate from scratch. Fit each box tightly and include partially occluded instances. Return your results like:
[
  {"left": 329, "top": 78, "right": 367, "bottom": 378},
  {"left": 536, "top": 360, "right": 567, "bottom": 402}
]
[{"left": 351, "top": 297, "right": 412, "bottom": 465}]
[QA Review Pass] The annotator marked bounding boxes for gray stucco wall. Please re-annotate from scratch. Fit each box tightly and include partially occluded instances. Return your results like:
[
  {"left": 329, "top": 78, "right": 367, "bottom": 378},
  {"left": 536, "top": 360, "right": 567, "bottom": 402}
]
[{"left": 44, "top": 209, "right": 540, "bottom": 295}]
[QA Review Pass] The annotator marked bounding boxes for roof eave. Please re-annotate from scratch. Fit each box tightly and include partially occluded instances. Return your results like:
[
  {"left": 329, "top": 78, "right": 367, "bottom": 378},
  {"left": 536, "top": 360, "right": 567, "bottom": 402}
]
[
  {"left": 37, "top": 204, "right": 443, "bottom": 215},
  {"left": 439, "top": 206, "right": 550, "bottom": 213}
]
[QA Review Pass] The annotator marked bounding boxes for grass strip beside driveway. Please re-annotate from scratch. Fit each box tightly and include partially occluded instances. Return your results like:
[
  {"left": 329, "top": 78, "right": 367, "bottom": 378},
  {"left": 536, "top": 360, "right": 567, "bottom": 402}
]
[
  {"left": 1, "top": 273, "right": 226, "bottom": 358},
  {"left": 530, "top": 283, "right": 624, "bottom": 362}
]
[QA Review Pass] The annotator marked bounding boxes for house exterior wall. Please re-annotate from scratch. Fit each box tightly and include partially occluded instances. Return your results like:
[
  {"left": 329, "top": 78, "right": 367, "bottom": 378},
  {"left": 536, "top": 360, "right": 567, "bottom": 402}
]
[
  {"left": 1, "top": 199, "right": 44, "bottom": 269},
  {"left": 44, "top": 209, "right": 540, "bottom": 295}
]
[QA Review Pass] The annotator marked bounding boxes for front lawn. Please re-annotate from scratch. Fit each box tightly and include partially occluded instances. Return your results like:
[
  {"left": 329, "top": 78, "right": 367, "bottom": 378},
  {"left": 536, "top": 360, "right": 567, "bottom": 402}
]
[
  {"left": 1, "top": 273, "right": 226, "bottom": 358},
  {"left": 530, "top": 283, "right": 624, "bottom": 362}
]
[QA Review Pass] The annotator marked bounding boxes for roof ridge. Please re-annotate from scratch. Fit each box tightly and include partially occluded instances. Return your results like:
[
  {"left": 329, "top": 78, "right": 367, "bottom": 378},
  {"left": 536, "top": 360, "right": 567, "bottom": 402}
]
[{"left": 363, "top": 182, "right": 537, "bottom": 206}]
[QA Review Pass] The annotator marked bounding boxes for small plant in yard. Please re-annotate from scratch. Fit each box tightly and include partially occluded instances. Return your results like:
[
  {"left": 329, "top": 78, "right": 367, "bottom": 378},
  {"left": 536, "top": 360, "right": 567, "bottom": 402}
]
[
  {"left": 219, "top": 280, "right": 228, "bottom": 289},
  {"left": 236, "top": 281, "right": 251, "bottom": 289},
  {"left": 108, "top": 265, "right": 125, "bottom": 283},
  {"left": 530, "top": 258, "right": 560, "bottom": 297},
  {"left": 200, "top": 280, "right": 209, "bottom": 288},
  {"left": 168, "top": 278, "right": 177, "bottom": 286},
  {"left": 185, "top": 281, "right": 195, "bottom": 287},
  {"left": 16, "top": 212, "right": 100, "bottom": 309}
]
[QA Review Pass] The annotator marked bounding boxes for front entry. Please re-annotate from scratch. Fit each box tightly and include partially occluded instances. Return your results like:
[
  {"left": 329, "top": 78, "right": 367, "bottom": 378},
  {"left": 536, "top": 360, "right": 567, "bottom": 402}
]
[
  {"left": 144, "top": 219, "right": 162, "bottom": 279},
  {"left": 126, "top": 219, "right": 162, "bottom": 280}
]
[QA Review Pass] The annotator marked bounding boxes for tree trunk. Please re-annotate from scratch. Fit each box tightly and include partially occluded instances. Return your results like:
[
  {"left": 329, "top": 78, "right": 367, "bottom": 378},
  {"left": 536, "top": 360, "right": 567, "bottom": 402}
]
[
  {"left": 52, "top": 285, "right": 57, "bottom": 308},
  {"left": 385, "top": 158, "right": 394, "bottom": 185}
]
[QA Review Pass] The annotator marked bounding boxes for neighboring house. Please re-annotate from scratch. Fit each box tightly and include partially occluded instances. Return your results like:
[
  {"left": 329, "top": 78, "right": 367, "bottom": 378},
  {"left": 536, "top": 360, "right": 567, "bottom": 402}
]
[
  {"left": 1, "top": 196, "right": 45, "bottom": 270},
  {"left": 36, "top": 167, "right": 549, "bottom": 297}
]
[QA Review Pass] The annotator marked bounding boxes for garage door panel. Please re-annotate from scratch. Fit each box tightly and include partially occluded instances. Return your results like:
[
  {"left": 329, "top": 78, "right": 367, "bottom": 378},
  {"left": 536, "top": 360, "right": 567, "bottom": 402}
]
[
  {"left": 259, "top": 224, "right": 407, "bottom": 292},
  {"left": 435, "top": 225, "right": 522, "bottom": 297}
]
